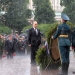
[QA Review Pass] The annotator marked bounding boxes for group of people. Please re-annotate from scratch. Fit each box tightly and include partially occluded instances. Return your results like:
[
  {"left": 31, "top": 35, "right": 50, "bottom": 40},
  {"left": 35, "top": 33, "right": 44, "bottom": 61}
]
[
  {"left": 0, "top": 34, "right": 27, "bottom": 59},
  {"left": 27, "top": 17, "right": 75, "bottom": 75},
  {"left": 5, "top": 34, "right": 27, "bottom": 59},
  {"left": 0, "top": 14, "right": 75, "bottom": 75},
  {"left": 28, "top": 16, "right": 72, "bottom": 75},
  {"left": 0, "top": 21, "right": 42, "bottom": 61}
]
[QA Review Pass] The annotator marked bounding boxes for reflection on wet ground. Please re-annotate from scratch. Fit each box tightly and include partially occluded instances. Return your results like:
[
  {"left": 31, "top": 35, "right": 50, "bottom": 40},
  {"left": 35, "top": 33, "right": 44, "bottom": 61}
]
[
  {"left": 30, "top": 65, "right": 59, "bottom": 75},
  {"left": 0, "top": 51, "right": 75, "bottom": 75}
]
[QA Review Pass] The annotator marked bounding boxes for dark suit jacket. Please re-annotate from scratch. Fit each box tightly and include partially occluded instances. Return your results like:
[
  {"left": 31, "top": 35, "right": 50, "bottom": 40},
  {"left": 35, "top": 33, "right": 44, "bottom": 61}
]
[
  {"left": 28, "top": 28, "right": 41, "bottom": 46},
  {"left": 5, "top": 40, "right": 14, "bottom": 53}
]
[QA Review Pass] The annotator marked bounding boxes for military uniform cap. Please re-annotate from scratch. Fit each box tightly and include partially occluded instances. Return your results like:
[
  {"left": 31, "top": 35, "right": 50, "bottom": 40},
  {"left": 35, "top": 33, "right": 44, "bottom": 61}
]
[{"left": 61, "top": 14, "right": 70, "bottom": 20}]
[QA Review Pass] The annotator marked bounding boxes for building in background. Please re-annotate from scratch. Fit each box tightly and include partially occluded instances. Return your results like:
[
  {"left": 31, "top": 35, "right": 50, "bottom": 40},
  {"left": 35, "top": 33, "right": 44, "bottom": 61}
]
[
  {"left": 27, "top": 0, "right": 35, "bottom": 24},
  {"left": 28, "top": 0, "right": 64, "bottom": 22},
  {"left": 50, "top": 0, "right": 64, "bottom": 12},
  {"left": 50, "top": 0, "right": 64, "bottom": 21},
  {"left": 28, "top": 0, "right": 34, "bottom": 11}
]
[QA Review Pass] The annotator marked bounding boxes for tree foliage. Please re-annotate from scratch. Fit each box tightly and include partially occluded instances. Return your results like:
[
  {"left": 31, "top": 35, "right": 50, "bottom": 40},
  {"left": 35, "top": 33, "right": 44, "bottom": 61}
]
[
  {"left": 33, "top": 0, "right": 55, "bottom": 24},
  {"left": 0, "top": 26, "right": 11, "bottom": 34},
  {"left": 60, "top": 0, "right": 74, "bottom": 6},
  {"left": 61, "top": 0, "right": 75, "bottom": 24},
  {"left": 0, "top": 0, "right": 31, "bottom": 34},
  {"left": 23, "top": 23, "right": 59, "bottom": 37}
]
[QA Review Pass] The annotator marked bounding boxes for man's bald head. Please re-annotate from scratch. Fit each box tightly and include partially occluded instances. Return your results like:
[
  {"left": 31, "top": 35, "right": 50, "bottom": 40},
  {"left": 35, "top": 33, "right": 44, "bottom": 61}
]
[{"left": 33, "top": 21, "right": 38, "bottom": 28}]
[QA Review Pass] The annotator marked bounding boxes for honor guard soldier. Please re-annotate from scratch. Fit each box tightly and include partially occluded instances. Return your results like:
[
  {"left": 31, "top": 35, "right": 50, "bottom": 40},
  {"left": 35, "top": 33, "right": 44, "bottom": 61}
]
[
  {"left": 52, "top": 14, "right": 71, "bottom": 75},
  {"left": 71, "top": 27, "right": 75, "bottom": 74},
  {"left": 0, "top": 35, "right": 4, "bottom": 59},
  {"left": 71, "top": 27, "right": 75, "bottom": 55}
]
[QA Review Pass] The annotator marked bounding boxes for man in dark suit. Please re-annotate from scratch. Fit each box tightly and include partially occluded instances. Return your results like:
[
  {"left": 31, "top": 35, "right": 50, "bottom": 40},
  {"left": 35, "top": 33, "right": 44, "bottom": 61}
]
[
  {"left": 5, "top": 35, "right": 14, "bottom": 59},
  {"left": 28, "top": 21, "right": 41, "bottom": 65}
]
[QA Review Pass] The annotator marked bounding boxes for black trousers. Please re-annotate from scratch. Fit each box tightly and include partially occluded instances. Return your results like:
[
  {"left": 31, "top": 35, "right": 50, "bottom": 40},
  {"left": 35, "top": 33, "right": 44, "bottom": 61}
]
[
  {"left": 72, "top": 45, "right": 75, "bottom": 52},
  {"left": 7, "top": 52, "right": 13, "bottom": 59},
  {"left": 31, "top": 46, "right": 39, "bottom": 63}
]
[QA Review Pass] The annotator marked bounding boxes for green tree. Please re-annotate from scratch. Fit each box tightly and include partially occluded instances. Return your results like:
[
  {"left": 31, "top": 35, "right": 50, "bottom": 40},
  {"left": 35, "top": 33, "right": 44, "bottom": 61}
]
[
  {"left": 33, "top": 0, "right": 55, "bottom": 24},
  {"left": 0, "top": 0, "right": 31, "bottom": 34},
  {"left": 60, "top": 0, "right": 74, "bottom": 6},
  {"left": 60, "top": 0, "right": 75, "bottom": 24},
  {"left": 0, "top": 26, "right": 11, "bottom": 34}
]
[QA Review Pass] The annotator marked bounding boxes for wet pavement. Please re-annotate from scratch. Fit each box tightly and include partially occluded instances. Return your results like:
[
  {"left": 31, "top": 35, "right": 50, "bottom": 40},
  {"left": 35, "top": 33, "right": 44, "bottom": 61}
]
[{"left": 0, "top": 51, "right": 75, "bottom": 75}]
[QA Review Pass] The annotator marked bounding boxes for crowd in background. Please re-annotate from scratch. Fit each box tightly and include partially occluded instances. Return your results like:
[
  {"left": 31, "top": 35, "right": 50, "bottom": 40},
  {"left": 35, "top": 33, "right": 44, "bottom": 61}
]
[
  {"left": 0, "top": 33, "right": 45, "bottom": 59},
  {"left": 0, "top": 33, "right": 28, "bottom": 59}
]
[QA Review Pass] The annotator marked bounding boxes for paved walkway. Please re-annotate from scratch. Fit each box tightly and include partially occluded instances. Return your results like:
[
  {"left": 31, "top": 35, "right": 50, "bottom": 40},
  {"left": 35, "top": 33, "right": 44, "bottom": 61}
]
[{"left": 0, "top": 51, "right": 75, "bottom": 75}]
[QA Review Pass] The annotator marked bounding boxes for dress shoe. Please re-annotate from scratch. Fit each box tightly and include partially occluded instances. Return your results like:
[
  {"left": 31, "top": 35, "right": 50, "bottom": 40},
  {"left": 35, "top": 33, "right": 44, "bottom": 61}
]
[
  {"left": 31, "top": 62, "right": 36, "bottom": 66},
  {"left": 73, "top": 71, "right": 75, "bottom": 74}
]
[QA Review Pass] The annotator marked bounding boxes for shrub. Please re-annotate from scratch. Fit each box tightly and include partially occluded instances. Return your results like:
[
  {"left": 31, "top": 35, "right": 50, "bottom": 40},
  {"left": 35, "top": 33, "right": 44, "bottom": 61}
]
[
  {"left": 0, "top": 26, "right": 11, "bottom": 34},
  {"left": 36, "top": 47, "right": 49, "bottom": 69}
]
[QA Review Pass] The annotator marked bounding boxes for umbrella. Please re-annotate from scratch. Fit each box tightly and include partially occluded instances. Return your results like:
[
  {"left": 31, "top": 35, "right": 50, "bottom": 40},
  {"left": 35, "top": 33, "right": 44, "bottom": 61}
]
[
  {"left": 5, "top": 34, "right": 17, "bottom": 40},
  {"left": 19, "top": 33, "right": 28, "bottom": 39}
]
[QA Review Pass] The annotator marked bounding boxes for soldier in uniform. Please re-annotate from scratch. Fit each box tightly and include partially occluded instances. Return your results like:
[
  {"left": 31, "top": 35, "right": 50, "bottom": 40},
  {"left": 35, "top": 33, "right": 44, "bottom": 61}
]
[
  {"left": 71, "top": 27, "right": 75, "bottom": 54},
  {"left": 71, "top": 27, "right": 75, "bottom": 74},
  {"left": 52, "top": 14, "right": 71, "bottom": 75},
  {"left": 0, "top": 35, "right": 4, "bottom": 59}
]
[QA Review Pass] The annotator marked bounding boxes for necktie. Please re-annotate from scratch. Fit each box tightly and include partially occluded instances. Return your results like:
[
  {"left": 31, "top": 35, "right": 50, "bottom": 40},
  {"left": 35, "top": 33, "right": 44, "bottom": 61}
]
[{"left": 35, "top": 28, "right": 38, "bottom": 35}]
